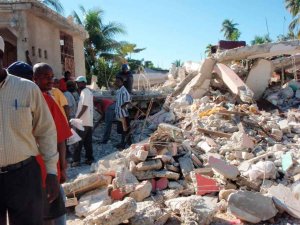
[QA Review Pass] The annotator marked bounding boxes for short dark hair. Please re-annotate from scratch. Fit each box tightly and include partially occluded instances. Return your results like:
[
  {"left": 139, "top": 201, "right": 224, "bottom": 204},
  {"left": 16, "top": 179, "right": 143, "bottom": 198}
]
[{"left": 33, "top": 63, "right": 52, "bottom": 76}]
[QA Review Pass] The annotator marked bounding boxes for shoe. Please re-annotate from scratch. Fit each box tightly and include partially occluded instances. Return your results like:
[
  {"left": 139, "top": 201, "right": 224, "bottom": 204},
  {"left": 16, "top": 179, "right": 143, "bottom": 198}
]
[
  {"left": 71, "top": 161, "right": 80, "bottom": 167},
  {"left": 85, "top": 159, "right": 94, "bottom": 165}
]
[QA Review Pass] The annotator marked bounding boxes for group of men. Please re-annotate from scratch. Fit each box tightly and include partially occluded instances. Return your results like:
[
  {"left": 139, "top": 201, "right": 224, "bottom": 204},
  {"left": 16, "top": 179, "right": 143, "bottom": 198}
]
[{"left": 0, "top": 34, "right": 133, "bottom": 225}]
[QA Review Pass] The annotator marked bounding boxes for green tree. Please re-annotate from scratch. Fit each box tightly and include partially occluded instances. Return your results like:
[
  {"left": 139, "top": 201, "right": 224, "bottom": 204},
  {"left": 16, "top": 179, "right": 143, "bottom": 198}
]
[
  {"left": 93, "top": 57, "right": 119, "bottom": 88},
  {"left": 285, "top": 0, "right": 300, "bottom": 36},
  {"left": 72, "top": 6, "right": 126, "bottom": 75},
  {"left": 117, "top": 42, "right": 145, "bottom": 60},
  {"left": 250, "top": 35, "right": 272, "bottom": 45},
  {"left": 172, "top": 60, "right": 183, "bottom": 67},
  {"left": 41, "top": 0, "right": 64, "bottom": 14},
  {"left": 277, "top": 31, "right": 296, "bottom": 41},
  {"left": 205, "top": 44, "right": 213, "bottom": 56},
  {"left": 221, "top": 19, "right": 240, "bottom": 41}
]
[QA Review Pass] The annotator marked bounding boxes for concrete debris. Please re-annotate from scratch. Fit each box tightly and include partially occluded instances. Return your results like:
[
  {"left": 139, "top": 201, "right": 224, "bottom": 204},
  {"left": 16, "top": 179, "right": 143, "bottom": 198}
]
[
  {"left": 228, "top": 191, "right": 278, "bottom": 223},
  {"left": 268, "top": 184, "right": 300, "bottom": 219},
  {"left": 84, "top": 197, "right": 137, "bottom": 225},
  {"left": 68, "top": 49, "right": 300, "bottom": 224}
]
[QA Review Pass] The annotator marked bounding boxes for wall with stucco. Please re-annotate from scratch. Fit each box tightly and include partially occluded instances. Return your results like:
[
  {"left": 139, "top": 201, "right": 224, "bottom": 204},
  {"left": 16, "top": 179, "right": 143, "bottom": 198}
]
[
  {"left": 25, "top": 11, "right": 62, "bottom": 77},
  {"left": 73, "top": 36, "right": 85, "bottom": 77}
]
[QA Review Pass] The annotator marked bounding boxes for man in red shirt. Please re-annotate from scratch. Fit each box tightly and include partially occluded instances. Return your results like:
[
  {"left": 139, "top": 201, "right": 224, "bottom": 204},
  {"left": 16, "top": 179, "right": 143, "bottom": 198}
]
[
  {"left": 94, "top": 98, "right": 115, "bottom": 144},
  {"left": 33, "top": 63, "right": 72, "bottom": 224},
  {"left": 58, "top": 71, "right": 72, "bottom": 92}
]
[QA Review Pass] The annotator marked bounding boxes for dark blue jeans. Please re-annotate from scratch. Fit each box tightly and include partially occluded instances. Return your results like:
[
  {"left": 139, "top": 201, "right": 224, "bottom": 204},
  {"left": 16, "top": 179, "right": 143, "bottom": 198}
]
[{"left": 102, "top": 103, "right": 115, "bottom": 142}]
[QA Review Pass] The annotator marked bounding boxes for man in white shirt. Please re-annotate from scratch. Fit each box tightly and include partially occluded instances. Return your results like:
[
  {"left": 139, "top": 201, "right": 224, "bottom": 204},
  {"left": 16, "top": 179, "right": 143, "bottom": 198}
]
[{"left": 72, "top": 76, "right": 94, "bottom": 167}]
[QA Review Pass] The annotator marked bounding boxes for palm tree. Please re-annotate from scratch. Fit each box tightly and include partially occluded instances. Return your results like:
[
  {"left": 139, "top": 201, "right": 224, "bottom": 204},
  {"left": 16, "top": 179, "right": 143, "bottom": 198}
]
[
  {"left": 250, "top": 35, "right": 272, "bottom": 45},
  {"left": 72, "top": 6, "right": 126, "bottom": 74},
  {"left": 117, "top": 42, "right": 146, "bottom": 60},
  {"left": 41, "top": 0, "right": 64, "bottom": 14},
  {"left": 285, "top": 0, "right": 300, "bottom": 35},
  {"left": 205, "top": 44, "right": 213, "bottom": 56},
  {"left": 285, "top": 0, "right": 300, "bottom": 17},
  {"left": 220, "top": 19, "right": 240, "bottom": 41}
]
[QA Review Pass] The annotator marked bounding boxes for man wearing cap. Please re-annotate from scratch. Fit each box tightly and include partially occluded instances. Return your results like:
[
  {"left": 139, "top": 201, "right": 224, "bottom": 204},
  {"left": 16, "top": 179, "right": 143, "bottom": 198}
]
[
  {"left": 72, "top": 76, "right": 94, "bottom": 167},
  {"left": 0, "top": 36, "right": 59, "bottom": 224},
  {"left": 116, "top": 64, "right": 134, "bottom": 94}
]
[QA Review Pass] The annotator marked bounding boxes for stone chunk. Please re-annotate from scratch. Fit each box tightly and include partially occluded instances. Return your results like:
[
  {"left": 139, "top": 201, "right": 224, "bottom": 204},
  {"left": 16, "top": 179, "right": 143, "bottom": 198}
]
[
  {"left": 136, "top": 159, "right": 162, "bottom": 171},
  {"left": 230, "top": 131, "right": 254, "bottom": 151},
  {"left": 84, "top": 197, "right": 137, "bottom": 225},
  {"left": 154, "top": 170, "right": 180, "bottom": 180},
  {"left": 130, "top": 201, "right": 169, "bottom": 225},
  {"left": 218, "top": 189, "right": 237, "bottom": 201},
  {"left": 190, "top": 172, "right": 219, "bottom": 195},
  {"left": 208, "top": 156, "right": 239, "bottom": 179},
  {"left": 166, "top": 195, "right": 218, "bottom": 225},
  {"left": 282, "top": 152, "right": 293, "bottom": 172},
  {"left": 75, "top": 189, "right": 112, "bottom": 218},
  {"left": 228, "top": 191, "right": 277, "bottom": 223},
  {"left": 63, "top": 174, "right": 112, "bottom": 197},
  {"left": 268, "top": 184, "right": 300, "bottom": 219},
  {"left": 168, "top": 181, "right": 184, "bottom": 191},
  {"left": 178, "top": 156, "right": 194, "bottom": 177},
  {"left": 129, "top": 181, "right": 152, "bottom": 202}
]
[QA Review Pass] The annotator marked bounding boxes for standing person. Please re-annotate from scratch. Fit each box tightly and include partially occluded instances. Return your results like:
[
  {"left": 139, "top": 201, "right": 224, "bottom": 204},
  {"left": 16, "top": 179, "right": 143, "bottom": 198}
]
[
  {"left": 51, "top": 85, "right": 70, "bottom": 120},
  {"left": 0, "top": 36, "right": 59, "bottom": 225},
  {"left": 116, "top": 64, "right": 134, "bottom": 94},
  {"left": 114, "top": 77, "right": 131, "bottom": 149},
  {"left": 64, "top": 80, "right": 77, "bottom": 120},
  {"left": 94, "top": 98, "right": 115, "bottom": 144},
  {"left": 58, "top": 71, "right": 72, "bottom": 92},
  {"left": 33, "top": 63, "right": 72, "bottom": 225},
  {"left": 72, "top": 76, "right": 94, "bottom": 167}
]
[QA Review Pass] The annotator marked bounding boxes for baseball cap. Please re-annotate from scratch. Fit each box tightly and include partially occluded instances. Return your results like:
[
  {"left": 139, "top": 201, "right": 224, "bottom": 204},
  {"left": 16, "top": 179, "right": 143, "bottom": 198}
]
[
  {"left": 7, "top": 61, "right": 33, "bottom": 80},
  {"left": 121, "top": 64, "right": 129, "bottom": 70},
  {"left": 0, "top": 36, "right": 4, "bottom": 53},
  {"left": 75, "top": 76, "right": 87, "bottom": 83}
]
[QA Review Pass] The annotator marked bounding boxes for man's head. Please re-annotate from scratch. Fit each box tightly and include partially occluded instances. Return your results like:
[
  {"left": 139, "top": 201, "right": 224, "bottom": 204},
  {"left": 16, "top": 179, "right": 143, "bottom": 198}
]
[
  {"left": 75, "top": 76, "right": 87, "bottom": 90},
  {"left": 0, "top": 36, "right": 5, "bottom": 70},
  {"left": 114, "top": 76, "right": 124, "bottom": 88},
  {"left": 66, "top": 80, "right": 76, "bottom": 92},
  {"left": 121, "top": 64, "right": 129, "bottom": 73},
  {"left": 7, "top": 61, "right": 33, "bottom": 80},
  {"left": 33, "top": 63, "right": 54, "bottom": 92},
  {"left": 64, "top": 71, "right": 71, "bottom": 80},
  {"left": 53, "top": 77, "right": 59, "bottom": 88}
]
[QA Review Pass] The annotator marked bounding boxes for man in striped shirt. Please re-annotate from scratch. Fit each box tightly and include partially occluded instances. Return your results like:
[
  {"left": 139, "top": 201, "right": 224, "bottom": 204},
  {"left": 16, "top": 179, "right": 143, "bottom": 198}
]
[{"left": 115, "top": 76, "right": 131, "bottom": 149}]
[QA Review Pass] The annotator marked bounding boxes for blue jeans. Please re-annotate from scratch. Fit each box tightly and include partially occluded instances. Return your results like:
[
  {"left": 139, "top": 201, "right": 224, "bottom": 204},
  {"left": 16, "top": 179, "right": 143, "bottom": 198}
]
[
  {"left": 54, "top": 186, "right": 66, "bottom": 225},
  {"left": 102, "top": 103, "right": 115, "bottom": 142}
]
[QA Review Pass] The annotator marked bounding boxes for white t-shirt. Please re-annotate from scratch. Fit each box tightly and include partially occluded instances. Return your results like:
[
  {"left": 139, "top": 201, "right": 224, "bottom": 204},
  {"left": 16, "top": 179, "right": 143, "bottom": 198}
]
[{"left": 76, "top": 88, "right": 94, "bottom": 127}]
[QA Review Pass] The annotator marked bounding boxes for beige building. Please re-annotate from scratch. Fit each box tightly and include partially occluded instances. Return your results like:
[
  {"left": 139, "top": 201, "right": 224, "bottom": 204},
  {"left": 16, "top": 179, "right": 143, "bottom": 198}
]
[{"left": 0, "top": 0, "right": 88, "bottom": 77}]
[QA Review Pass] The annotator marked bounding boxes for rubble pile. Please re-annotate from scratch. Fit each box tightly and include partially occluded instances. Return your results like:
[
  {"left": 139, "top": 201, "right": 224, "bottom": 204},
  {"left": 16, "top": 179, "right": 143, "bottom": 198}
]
[{"left": 65, "top": 41, "right": 300, "bottom": 225}]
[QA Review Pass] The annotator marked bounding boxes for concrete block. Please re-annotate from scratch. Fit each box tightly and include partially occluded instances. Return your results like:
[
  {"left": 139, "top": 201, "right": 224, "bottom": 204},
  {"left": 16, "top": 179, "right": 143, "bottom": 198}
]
[
  {"left": 129, "top": 181, "right": 152, "bottom": 202},
  {"left": 178, "top": 156, "right": 194, "bottom": 177},
  {"left": 84, "top": 197, "right": 137, "bottom": 225},
  {"left": 136, "top": 159, "right": 162, "bottom": 171},
  {"left": 208, "top": 156, "right": 240, "bottom": 180}
]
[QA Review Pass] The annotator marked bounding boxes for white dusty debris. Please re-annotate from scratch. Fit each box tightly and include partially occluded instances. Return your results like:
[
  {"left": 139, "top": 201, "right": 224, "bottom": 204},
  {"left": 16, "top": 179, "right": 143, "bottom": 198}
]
[{"left": 67, "top": 42, "right": 300, "bottom": 224}]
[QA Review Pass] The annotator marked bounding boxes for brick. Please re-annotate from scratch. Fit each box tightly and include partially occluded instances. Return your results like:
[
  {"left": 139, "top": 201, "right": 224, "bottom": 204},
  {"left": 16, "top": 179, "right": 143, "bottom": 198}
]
[
  {"left": 136, "top": 159, "right": 162, "bottom": 171},
  {"left": 129, "top": 181, "right": 152, "bottom": 202}
]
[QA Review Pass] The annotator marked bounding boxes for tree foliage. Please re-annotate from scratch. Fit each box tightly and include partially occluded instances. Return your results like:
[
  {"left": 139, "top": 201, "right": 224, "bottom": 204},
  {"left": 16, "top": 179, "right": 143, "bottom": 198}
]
[
  {"left": 250, "top": 35, "right": 272, "bottom": 45},
  {"left": 220, "top": 19, "right": 240, "bottom": 41}
]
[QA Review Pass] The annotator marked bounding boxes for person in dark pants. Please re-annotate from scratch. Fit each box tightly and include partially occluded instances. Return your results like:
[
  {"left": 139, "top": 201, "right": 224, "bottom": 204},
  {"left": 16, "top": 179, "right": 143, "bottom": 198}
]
[
  {"left": 72, "top": 76, "right": 94, "bottom": 167},
  {"left": 94, "top": 98, "right": 115, "bottom": 144},
  {"left": 0, "top": 36, "right": 59, "bottom": 225},
  {"left": 116, "top": 64, "right": 134, "bottom": 94}
]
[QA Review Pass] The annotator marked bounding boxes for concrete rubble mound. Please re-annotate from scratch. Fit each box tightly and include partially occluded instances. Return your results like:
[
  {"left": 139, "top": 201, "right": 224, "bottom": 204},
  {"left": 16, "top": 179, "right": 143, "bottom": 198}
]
[{"left": 65, "top": 41, "right": 300, "bottom": 224}]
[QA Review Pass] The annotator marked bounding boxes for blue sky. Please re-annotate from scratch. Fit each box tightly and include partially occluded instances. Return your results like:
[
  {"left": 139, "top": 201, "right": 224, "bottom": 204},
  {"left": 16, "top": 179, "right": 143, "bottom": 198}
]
[{"left": 62, "top": 0, "right": 292, "bottom": 69}]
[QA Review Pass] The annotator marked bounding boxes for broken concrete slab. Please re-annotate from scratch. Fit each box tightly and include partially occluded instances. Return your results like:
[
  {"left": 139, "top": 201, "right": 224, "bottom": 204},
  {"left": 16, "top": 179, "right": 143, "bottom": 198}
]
[
  {"left": 136, "top": 159, "right": 163, "bottom": 171},
  {"left": 282, "top": 152, "right": 293, "bottom": 172},
  {"left": 129, "top": 201, "right": 169, "bottom": 225},
  {"left": 181, "top": 58, "right": 216, "bottom": 99},
  {"left": 129, "top": 181, "right": 152, "bottom": 202},
  {"left": 178, "top": 156, "right": 194, "bottom": 177},
  {"left": 246, "top": 59, "right": 273, "bottom": 100},
  {"left": 228, "top": 191, "right": 278, "bottom": 223},
  {"left": 214, "top": 63, "right": 254, "bottom": 103},
  {"left": 230, "top": 131, "right": 255, "bottom": 151},
  {"left": 218, "top": 189, "right": 237, "bottom": 201},
  {"left": 84, "top": 197, "right": 137, "bottom": 225},
  {"left": 215, "top": 40, "right": 300, "bottom": 62},
  {"left": 168, "top": 181, "right": 184, "bottom": 191},
  {"left": 134, "top": 170, "right": 180, "bottom": 181},
  {"left": 63, "top": 174, "right": 112, "bottom": 197},
  {"left": 75, "top": 189, "right": 112, "bottom": 218},
  {"left": 208, "top": 156, "right": 240, "bottom": 180},
  {"left": 165, "top": 195, "right": 218, "bottom": 225},
  {"left": 268, "top": 184, "right": 300, "bottom": 219}
]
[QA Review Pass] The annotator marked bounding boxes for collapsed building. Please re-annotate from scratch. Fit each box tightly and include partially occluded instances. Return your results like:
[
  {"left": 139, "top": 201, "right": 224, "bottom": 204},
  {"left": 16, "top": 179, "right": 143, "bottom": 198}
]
[{"left": 65, "top": 40, "right": 300, "bottom": 225}]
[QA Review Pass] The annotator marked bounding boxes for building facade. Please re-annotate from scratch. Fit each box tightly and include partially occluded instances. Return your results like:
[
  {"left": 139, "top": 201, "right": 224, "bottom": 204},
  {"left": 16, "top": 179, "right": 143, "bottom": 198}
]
[{"left": 0, "top": 0, "right": 88, "bottom": 77}]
